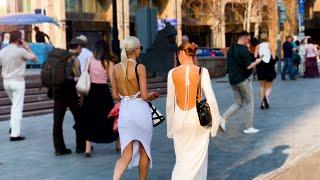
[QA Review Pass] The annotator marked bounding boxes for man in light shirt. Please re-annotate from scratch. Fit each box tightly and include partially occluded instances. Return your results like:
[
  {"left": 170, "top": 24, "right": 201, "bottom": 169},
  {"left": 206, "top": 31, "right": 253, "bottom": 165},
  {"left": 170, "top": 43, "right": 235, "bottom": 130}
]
[
  {"left": 0, "top": 31, "right": 37, "bottom": 141},
  {"left": 76, "top": 35, "right": 93, "bottom": 72}
]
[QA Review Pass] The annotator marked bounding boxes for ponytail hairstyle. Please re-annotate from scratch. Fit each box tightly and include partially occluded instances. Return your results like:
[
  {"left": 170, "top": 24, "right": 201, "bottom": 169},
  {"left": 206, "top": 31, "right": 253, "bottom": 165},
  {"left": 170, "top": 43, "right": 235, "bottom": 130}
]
[{"left": 120, "top": 36, "right": 140, "bottom": 78}]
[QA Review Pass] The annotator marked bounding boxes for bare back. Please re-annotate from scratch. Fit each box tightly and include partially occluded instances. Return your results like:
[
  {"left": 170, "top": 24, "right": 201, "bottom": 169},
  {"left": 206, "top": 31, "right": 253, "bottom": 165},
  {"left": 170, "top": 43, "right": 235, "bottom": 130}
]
[
  {"left": 172, "top": 66, "right": 201, "bottom": 110},
  {"left": 113, "top": 61, "right": 140, "bottom": 96}
]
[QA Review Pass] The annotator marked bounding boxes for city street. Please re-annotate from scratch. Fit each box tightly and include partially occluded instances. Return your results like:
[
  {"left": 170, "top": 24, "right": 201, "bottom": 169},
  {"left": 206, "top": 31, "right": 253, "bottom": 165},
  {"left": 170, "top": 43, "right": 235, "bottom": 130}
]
[{"left": 1, "top": 77, "right": 320, "bottom": 180}]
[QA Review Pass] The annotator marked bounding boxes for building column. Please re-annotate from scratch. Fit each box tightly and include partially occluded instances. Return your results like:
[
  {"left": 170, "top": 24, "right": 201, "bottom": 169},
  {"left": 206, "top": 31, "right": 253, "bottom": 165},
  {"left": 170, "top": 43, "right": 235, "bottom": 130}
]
[
  {"left": 176, "top": 0, "right": 182, "bottom": 45},
  {"left": 49, "top": 0, "right": 66, "bottom": 48},
  {"left": 117, "top": 0, "right": 130, "bottom": 43},
  {"left": 32, "top": 0, "right": 66, "bottom": 48}
]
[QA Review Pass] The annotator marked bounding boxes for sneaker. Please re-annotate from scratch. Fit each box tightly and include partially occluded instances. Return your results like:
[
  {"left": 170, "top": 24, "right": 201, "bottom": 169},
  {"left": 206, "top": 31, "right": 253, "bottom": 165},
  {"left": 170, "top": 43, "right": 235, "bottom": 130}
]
[{"left": 243, "top": 127, "right": 260, "bottom": 134}]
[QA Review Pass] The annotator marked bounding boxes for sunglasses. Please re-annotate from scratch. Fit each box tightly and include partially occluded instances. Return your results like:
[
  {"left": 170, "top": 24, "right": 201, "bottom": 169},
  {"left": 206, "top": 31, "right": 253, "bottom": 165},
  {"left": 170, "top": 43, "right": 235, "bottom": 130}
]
[{"left": 136, "top": 46, "right": 143, "bottom": 51}]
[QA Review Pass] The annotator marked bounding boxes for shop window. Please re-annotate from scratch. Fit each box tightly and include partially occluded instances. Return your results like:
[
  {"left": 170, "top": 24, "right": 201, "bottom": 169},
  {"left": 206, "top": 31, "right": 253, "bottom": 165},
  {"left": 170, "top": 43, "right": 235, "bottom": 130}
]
[{"left": 66, "top": 0, "right": 80, "bottom": 12}]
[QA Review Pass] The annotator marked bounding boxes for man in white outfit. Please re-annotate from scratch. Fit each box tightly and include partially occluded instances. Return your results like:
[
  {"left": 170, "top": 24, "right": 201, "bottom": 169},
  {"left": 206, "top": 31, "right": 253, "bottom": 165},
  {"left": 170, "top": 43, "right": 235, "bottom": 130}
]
[
  {"left": 76, "top": 35, "right": 93, "bottom": 73},
  {"left": 0, "top": 31, "right": 37, "bottom": 141}
]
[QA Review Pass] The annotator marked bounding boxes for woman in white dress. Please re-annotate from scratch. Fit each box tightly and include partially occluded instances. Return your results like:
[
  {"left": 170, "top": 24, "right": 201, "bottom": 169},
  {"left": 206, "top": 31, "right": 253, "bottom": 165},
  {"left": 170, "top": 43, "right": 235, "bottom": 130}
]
[
  {"left": 112, "top": 36, "right": 159, "bottom": 180},
  {"left": 166, "top": 42, "right": 221, "bottom": 180}
]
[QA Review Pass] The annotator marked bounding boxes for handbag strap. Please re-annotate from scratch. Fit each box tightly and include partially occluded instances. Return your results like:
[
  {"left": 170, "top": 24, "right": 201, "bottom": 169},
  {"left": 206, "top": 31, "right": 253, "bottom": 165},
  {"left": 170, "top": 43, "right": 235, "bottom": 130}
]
[
  {"left": 196, "top": 67, "right": 202, "bottom": 103},
  {"left": 84, "top": 57, "right": 92, "bottom": 73}
]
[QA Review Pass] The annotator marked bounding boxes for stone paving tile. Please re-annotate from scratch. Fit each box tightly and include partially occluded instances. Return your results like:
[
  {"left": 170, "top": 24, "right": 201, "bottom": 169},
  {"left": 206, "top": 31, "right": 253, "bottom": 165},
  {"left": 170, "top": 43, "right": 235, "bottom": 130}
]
[{"left": 1, "top": 77, "right": 320, "bottom": 180}]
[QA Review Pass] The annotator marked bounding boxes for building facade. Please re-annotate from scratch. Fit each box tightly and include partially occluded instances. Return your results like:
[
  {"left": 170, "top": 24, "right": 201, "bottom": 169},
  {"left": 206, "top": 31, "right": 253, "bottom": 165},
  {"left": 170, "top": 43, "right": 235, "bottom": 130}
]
[{"left": 0, "top": 0, "right": 300, "bottom": 49}]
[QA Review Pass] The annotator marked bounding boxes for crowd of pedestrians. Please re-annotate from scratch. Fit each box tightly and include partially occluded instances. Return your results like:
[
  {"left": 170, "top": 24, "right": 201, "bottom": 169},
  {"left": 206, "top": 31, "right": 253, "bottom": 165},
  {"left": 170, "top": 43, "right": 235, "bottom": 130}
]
[{"left": 1, "top": 28, "right": 320, "bottom": 180}]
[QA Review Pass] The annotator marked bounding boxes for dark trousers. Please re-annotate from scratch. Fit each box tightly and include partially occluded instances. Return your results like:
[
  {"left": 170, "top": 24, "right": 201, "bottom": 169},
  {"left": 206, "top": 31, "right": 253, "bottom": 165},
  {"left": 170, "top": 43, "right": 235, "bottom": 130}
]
[
  {"left": 281, "top": 57, "right": 295, "bottom": 80},
  {"left": 53, "top": 95, "right": 85, "bottom": 152}
]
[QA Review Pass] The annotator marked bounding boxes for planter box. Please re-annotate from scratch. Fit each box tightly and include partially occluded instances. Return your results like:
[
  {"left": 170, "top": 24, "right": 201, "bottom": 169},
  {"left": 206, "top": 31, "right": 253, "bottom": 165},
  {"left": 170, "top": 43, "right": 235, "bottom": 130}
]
[{"left": 198, "top": 56, "right": 227, "bottom": 78}]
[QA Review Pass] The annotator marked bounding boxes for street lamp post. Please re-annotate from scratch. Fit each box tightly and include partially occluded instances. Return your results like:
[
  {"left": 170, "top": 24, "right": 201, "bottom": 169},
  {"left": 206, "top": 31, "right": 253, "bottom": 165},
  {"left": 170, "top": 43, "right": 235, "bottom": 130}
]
[
  {"left": 276, "top": 0, "right": 286, "bottom": 74},
  {"left": 112, "top": 0, "right": 121, "bottom": 58},
  {"left": 277, "top": 0, "right": 282, "bottom": 74}
]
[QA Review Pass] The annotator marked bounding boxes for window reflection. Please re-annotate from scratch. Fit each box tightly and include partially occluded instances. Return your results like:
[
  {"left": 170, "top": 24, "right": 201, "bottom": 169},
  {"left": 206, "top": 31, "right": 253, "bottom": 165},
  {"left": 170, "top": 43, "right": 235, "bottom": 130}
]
[{"left": 66, "top": 0, "right": 80, "bottom": 12}]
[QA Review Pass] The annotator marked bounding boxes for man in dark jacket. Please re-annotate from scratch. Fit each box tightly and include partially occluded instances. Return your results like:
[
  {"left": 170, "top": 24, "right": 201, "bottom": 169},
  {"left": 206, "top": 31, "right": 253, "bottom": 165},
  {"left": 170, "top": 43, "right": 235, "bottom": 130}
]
[
  {"left": 223, "top": 31, "right": 262, "bottom": 134},
  {"left": 281, "top": 35, "right": 296, "bottom": 80},
  {"left": 51, "top": 38, "right": 85, "bottom": 156}
]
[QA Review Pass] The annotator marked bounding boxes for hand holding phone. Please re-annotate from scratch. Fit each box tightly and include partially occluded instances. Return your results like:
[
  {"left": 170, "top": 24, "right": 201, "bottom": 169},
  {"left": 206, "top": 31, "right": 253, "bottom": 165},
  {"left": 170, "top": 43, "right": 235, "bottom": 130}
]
[{"left": 20, "top": 39, "right": 29, "bottom": 49}]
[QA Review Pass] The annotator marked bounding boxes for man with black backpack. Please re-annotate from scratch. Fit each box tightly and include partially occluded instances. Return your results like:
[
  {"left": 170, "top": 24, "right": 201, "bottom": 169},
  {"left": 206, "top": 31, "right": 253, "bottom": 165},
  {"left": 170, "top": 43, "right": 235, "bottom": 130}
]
[
  {"left": 42, "top": 38, "right": 85, "bottom": 155},
  {"left": 223, "top": 31, "right": 262, "bottom": 134}
]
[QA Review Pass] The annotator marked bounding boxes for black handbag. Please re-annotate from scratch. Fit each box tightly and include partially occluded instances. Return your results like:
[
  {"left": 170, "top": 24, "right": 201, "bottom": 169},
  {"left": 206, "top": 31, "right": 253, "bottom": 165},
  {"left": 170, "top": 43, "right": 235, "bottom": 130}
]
[
  {"left": 196, "top": 68, "right": 212, "bottom": 127},
  {"left": 135, "top": 63, "right": 165, "bottom": 127}
]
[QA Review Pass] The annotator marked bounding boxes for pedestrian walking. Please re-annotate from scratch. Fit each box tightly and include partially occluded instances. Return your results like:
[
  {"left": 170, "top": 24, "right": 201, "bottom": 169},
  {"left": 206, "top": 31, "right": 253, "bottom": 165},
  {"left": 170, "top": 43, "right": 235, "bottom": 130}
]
[
  {"left": 298, "top": 38, "right": 307, "bottom": 77},
  {"left": 112, "top": 36, "right": 159, "bottom": 180},
  {"left": 76, "top": 35, "right": 93, "bottom": 73},
  {"left": 34, "top": 26, "right": 51, "bottom": 43},
  {"left": 281, "top": 36, "right": 296, "bottom": 80},
  {"left": 166, "top": 42, "right": 221, "bottom": 180},
  {"left": 254, "top": 33, "right": 276, "bottom": 109},
  {"left": 78, "top": 40, "right": 119, "bottom": 158},
  {"left": 49, "top": 38, "right": 86, "bottom": 156},
  {"left": 223, "top": 31, "right": 262, "bottom": 134},
  {"left": 304, "top": 38, "right": 319, "bottom": 78},
  {"left": 0, "top": 31, "right": 37, "bottom": 141}
]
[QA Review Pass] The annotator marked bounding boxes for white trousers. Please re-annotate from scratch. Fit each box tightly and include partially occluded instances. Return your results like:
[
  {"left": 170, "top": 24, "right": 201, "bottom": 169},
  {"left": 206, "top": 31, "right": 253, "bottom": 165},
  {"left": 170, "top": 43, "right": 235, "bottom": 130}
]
[{"left": 3, "top": 80, "right": 25, "bottom": 137}]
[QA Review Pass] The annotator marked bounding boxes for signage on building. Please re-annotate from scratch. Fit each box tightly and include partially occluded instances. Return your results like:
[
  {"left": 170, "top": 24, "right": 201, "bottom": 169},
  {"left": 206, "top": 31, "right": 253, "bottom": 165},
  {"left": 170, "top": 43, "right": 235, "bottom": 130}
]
[
  {"left": 299, "top": 0, "right": 305, "bottom": 14},
  {"left": 297, "top": 0, "right": 305, "bottom": 37},
  {"left": 157, "top": 19, "right": 177, "bottom": 31}
]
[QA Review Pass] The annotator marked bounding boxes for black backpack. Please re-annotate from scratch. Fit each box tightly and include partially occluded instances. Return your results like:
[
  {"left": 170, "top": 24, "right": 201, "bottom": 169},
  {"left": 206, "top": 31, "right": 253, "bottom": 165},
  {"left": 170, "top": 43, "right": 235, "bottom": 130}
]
[{"left": 41, "top": 48, "right": 73, "bottom": 89}]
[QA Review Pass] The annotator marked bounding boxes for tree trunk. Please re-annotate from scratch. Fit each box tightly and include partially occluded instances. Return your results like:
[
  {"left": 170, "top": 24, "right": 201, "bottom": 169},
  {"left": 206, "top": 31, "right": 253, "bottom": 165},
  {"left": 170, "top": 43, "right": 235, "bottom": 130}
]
[
  {"left": 254, "top": 22, "right": 259, "bottom": 38},
  {"left": 246, "top": 0, "right": 253, "bottom": 32}
]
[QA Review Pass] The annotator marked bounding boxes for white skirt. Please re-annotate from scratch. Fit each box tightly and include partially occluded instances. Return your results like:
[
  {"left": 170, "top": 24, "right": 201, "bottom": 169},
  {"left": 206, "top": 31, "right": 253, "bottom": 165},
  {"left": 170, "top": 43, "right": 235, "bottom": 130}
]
[
  {"left": 172, "top": 106, "right": 210, "bottom": 180},
  {"left": 118, "top": 98, "right": 153, "bottom": 168}
]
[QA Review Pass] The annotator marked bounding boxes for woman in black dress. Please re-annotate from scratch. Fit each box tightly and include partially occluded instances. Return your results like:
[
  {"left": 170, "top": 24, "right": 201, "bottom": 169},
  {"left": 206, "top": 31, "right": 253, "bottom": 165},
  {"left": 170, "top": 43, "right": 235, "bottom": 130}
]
[
  {"left": 254, "top": 33, "right": 276, "bottom": 109},
  {"left": 79, "top": 40, "right": 119, "bottom": 157}
]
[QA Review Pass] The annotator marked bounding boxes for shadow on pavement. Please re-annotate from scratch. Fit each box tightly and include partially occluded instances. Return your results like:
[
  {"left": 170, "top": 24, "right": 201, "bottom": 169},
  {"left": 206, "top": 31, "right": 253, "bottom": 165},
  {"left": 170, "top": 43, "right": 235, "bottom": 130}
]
[{"left": 224, "top": 145, "right": 290, "bottom": 180}]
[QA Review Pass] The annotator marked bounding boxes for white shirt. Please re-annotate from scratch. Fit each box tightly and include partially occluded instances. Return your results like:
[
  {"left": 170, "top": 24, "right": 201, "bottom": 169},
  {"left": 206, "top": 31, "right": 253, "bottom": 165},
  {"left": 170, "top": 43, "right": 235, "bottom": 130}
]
[
  {"left": 0, "top": 44, "right": 36, "bottom": 81},
  {"left": 78, "top": 47, "right": 93, "bottom": 72},
  {"left": 305, "top": 44, "right": 318, "bottom": 58},
  {"left": 258, "top": 42, "right": 272, "bottom": 63},
  {"left": 298, "top": 44, "right": 306, "bottom": 56}
]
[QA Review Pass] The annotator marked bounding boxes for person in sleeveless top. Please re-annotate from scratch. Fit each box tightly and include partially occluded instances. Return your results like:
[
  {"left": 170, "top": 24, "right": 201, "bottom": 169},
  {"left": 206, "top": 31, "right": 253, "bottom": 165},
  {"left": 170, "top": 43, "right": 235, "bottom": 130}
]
[
  {"left": 254, "top": 33, "right": 276, "bottom": 109},
  {"left": 112, "top": 36, "right": 159, "bottom": 180},
  {"left": 167, "top": 42, "right": 221, "bottom": 180},
  {"left": 79, "top": 40, "right": 119, "bottom": 157}
]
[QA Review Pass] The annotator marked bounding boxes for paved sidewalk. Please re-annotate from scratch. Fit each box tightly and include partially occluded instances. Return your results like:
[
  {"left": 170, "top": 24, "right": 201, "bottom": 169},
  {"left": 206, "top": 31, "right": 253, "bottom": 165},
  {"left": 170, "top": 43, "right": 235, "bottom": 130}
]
[{"left": 1, "top": 77, "right": 320, "bottom": 180}]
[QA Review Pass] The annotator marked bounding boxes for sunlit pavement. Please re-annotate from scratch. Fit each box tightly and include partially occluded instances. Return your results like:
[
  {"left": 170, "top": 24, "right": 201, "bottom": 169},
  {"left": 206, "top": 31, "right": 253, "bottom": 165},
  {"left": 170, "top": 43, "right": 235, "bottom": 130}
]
[{"left": 1, "top": 77, "right": 320, "bottom": 180}]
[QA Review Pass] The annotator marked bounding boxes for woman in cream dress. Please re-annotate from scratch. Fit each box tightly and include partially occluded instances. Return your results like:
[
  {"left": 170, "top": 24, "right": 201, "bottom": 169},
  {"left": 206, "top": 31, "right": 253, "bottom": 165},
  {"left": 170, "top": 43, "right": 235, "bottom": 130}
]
[{"left": 166, "top": 42, "right": 221, "bottom": 180}]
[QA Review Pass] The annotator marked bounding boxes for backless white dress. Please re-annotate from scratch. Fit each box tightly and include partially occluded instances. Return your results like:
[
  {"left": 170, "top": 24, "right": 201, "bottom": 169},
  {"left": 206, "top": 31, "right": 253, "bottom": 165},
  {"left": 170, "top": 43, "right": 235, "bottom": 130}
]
[
  {"left": 118, "top": 92, "right": 153, "bottom": 169},
  {"left": 166, "top": 67, "right": 220, "bottom": 180}
]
